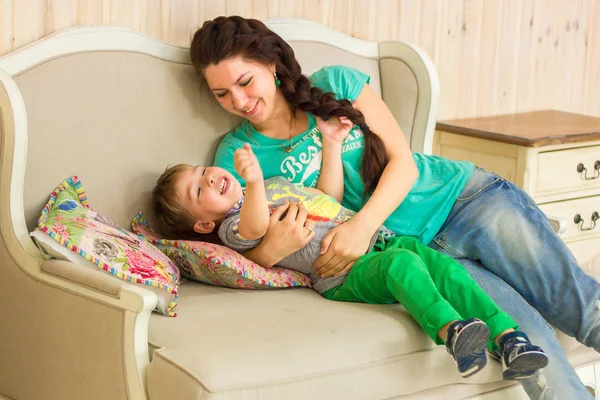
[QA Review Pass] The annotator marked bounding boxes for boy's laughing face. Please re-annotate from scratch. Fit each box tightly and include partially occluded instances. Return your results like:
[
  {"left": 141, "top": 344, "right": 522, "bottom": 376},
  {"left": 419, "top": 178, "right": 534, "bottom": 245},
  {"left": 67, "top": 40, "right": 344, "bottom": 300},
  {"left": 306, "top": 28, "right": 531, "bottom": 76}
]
[{"left": 175, "top": 165, "right": 243, "bottom": 233}]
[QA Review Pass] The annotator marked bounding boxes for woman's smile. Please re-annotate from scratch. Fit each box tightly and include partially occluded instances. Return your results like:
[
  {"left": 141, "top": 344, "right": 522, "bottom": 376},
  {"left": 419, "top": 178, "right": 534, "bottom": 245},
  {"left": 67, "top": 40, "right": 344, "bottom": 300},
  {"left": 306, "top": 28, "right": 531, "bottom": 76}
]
[{"left": 241, "top": 101, "right": 259, "bottom": 117}]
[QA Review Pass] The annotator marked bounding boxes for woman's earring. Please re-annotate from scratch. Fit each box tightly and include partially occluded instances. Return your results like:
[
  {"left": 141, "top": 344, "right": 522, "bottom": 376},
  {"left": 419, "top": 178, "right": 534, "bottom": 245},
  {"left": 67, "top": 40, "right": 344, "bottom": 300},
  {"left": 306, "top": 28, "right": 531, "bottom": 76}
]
[{"left": 274, "top": 71, "right": 281, "bottom": 87}]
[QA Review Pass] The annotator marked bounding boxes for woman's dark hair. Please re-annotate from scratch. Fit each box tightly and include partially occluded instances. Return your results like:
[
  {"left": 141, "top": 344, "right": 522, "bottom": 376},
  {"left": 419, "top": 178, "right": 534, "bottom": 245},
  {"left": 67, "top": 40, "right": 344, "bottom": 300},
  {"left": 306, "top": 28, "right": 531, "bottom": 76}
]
[{"left": 190, "top": 16, "right": 388, "bottom": 199}]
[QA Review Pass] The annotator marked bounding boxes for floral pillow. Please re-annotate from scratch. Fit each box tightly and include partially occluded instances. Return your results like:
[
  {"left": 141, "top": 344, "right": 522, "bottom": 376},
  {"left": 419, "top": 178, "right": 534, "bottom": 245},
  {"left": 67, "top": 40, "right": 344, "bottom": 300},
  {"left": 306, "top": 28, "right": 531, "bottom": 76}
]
[
  {"left": 131, "top": 212, "right": 312, "bottom": 289},
  {"left": 32, "top": 176, "right": 180, "bottom": 316}
]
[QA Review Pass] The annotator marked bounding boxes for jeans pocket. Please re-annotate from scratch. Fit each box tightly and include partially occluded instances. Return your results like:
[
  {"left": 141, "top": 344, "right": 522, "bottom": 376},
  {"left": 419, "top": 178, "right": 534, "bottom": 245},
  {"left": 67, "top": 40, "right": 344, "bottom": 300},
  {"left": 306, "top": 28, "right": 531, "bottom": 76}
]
[{"left": 456, "top": 167, "right": 502, "bottom": 203}]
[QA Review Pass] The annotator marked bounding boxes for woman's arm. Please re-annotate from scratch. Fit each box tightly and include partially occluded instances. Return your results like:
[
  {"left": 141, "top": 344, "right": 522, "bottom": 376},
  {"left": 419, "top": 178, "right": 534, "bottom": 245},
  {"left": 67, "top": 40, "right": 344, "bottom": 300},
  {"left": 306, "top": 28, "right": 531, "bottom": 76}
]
[
  {"left": 350, "top": 84, "right": 418, "bottom": 229},
  {"left": 313, "top": 84, "right": 418, "bottom": 277},
  {"left": 242, "top": 201, "right": 315, "bottom": 268}
]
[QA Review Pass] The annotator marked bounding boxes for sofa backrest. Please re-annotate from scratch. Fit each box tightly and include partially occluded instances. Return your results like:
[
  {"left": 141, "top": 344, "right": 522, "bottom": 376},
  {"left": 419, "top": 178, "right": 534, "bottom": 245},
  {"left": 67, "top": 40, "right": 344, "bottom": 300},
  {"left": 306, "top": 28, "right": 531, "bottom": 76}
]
[
  {"left": 14, "top": 48, "right": 236, "bottom": 232},
  {"left": 0, "top": 19, "right": 438, "bottom": 237}
]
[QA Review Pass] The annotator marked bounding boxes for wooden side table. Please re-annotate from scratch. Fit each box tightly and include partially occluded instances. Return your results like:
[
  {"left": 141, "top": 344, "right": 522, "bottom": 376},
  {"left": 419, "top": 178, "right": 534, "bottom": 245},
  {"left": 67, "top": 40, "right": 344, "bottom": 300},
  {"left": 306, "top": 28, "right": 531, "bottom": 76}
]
[{"left": 434, "top": 110, "right": 600, "bottom": 267}]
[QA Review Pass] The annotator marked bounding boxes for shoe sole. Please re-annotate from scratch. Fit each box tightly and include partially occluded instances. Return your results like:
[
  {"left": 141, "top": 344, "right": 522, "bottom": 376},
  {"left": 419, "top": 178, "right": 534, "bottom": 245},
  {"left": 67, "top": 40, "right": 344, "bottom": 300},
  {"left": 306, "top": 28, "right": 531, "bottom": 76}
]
[
  {"left": 503, "top": 351, "right": 549, "bottom": 380},
  {"left": 453, "top": 321, "right": 490, "bottom": 378}
]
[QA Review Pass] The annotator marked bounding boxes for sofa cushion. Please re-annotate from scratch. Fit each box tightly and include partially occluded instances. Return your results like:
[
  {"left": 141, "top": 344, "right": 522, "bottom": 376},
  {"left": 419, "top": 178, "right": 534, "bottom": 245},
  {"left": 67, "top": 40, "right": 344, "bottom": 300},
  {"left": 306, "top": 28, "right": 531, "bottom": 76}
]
[{"left": 147, "top": 282, "right": 517, "bottom": 400}]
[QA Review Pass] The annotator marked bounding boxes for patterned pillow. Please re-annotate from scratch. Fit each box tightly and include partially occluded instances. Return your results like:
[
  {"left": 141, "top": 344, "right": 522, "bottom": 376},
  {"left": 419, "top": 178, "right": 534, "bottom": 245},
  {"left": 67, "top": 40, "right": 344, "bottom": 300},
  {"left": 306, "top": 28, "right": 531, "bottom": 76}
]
[
  {"left": 33, "top": 177, "right": 181, "bottom": 316},
  {"left": 131, "top": 212, "right": 312, "bottom": 289}
]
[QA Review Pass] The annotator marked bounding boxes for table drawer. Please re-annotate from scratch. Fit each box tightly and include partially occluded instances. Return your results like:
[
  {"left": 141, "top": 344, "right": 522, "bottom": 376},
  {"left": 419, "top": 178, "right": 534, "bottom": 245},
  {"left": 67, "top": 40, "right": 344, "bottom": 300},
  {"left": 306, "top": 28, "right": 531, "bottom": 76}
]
[
  {"left": 565, "top": 237, "right": 600, "bottom": 268},
  {"left": 539, "top": 196, "right": 600, "bottom": 241},
  {"left": 536, "top": 145, "right": 600, "bottom": 196}
]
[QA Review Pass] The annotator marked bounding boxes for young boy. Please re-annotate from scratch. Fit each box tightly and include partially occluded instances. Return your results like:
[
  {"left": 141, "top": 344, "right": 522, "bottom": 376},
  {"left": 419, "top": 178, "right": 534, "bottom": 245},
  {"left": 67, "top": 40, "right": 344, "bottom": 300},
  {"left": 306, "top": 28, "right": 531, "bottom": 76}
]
[{"left": 152, "top": 117, "right": 548, "bottom": 381}]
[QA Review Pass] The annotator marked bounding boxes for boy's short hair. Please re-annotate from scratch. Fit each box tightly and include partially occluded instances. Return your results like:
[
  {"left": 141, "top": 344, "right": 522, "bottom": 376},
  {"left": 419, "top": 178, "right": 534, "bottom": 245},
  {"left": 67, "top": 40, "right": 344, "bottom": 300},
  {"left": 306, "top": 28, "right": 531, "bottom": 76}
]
[{"left": 152, "top": 164, "right": 201, "bottom": 240}]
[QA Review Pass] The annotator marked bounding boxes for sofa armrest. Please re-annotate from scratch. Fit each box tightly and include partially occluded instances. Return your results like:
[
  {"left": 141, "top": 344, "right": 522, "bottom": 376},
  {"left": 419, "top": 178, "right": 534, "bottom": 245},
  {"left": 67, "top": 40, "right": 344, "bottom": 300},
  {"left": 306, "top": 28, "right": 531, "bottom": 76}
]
[
  {"left": 547, "top": 214, "right": 568, "bottom": 235},
  {"left": 40, "top": 258, "right": 157, "bottom": 398},
  {"left": 40, "top": 258, "right": 157, "bottom": 308},
  {"left": 42, "top": 259, "right": 122, "bottom": 297}
]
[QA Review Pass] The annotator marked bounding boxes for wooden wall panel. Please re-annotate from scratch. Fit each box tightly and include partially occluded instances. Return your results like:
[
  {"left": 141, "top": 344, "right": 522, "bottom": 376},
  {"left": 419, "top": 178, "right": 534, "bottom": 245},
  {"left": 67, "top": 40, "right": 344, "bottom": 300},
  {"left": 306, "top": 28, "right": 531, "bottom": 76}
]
[
  {"left": 0, "top": 0, "right": 598, "bottom": 119},
  {"left": 584, "top": 0, "right": 600, "bottom": 117}
]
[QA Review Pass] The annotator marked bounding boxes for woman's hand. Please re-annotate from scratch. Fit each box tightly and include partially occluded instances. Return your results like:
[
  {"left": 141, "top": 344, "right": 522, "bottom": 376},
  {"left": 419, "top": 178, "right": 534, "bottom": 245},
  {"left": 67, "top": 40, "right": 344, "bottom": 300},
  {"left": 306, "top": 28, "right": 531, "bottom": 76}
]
[
  {"left": 244, "top": 201, "right": 315, "bottom": 268},
  {"left": 312, "top": 219, "right": 372, "bottom": 277}
]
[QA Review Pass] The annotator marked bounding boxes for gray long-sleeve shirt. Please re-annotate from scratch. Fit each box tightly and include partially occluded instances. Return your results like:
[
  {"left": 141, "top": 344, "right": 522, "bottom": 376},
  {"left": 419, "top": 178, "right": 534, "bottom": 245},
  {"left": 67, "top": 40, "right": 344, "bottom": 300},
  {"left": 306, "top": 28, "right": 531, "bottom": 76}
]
[{"left": 218, "top": 177, "right": 394, "bottom": 294}]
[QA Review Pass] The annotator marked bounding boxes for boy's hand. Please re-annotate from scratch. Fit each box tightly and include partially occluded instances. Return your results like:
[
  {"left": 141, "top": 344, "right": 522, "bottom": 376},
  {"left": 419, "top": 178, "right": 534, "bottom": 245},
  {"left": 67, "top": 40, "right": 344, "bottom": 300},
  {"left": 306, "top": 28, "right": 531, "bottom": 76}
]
[
  {"left": 316, "top": 116, "right": 353, "bottom": 144},
  {"left": 234, "top": 143, "right": 263, "bottom": 183}
]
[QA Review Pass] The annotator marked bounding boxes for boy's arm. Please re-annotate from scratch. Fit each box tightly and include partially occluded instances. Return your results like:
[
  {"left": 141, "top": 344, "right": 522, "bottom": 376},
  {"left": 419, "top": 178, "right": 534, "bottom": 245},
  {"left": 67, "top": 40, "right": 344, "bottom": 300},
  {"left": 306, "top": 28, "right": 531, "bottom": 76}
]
[
  {"left": 237, "top": 180, "right": 269, "bottom": 240},
  {"left": 315, "top": 116, "right": 353, "bottom": 202},
  {"left": 234, "top": 144, "right": 270, "bottom": 240},
  {"left": 316, "top": 139, "right": 344, "bottom": 202}
]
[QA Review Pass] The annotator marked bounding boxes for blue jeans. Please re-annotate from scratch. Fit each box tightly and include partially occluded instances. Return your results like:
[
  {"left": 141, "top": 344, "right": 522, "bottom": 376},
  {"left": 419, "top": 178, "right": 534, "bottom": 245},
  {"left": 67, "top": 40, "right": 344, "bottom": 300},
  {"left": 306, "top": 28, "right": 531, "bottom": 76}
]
[{"left": 429, "top": 167, "right": 600, "bottom": 399}]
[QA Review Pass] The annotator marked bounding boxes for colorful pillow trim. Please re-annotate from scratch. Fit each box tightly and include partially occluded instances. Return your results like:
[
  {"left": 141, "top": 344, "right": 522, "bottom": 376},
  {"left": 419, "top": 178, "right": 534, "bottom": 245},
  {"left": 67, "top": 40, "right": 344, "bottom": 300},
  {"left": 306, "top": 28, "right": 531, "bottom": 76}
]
[{"left": 38, "top": 176, "right": 179, "bottom": 315}]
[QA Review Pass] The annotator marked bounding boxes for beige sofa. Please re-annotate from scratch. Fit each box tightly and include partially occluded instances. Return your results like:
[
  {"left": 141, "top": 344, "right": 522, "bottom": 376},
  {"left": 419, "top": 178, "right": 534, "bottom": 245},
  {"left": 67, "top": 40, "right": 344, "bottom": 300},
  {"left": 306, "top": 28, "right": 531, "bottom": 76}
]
[{"left": 0, "top": 18, "right": 598, "bottom": 400}]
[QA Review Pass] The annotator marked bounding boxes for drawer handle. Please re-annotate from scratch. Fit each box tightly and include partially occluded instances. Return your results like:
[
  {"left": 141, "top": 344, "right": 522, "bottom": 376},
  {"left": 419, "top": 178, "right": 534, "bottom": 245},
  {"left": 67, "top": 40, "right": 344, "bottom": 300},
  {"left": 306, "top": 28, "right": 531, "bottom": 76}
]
[
  {"left": 576, "top": 161, "right": 600, "bottom": 180},
  {"left": 574, "top": 212, "right": 599, "bottom": 231}
]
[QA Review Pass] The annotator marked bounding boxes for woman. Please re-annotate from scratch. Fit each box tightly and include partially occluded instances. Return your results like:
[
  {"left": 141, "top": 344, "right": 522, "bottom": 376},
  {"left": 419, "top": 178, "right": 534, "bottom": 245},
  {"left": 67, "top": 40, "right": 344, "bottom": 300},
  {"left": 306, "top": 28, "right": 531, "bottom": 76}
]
[{"left": 190, "top": 15, "right": 598, "bottom": 399}]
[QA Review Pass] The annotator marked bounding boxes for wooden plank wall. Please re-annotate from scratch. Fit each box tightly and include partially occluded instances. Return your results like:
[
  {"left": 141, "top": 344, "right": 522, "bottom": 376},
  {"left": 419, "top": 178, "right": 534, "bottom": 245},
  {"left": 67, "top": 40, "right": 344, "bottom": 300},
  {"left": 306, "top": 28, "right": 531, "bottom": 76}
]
[{"left": 0, "top": 0, "right": 597, "bottom": 120}]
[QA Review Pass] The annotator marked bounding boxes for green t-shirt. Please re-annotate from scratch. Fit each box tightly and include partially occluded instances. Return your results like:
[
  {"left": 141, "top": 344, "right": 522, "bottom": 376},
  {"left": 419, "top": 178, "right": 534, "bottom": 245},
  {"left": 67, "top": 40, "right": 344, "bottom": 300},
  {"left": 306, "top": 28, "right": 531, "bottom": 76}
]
[{"left": 213, "top": 65, "right": 474, "bottom": 244}]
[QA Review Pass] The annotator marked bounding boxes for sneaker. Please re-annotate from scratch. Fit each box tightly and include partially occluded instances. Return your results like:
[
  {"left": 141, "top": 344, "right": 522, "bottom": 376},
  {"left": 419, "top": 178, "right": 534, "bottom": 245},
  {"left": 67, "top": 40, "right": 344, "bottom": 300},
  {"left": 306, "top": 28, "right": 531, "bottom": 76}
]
[
  {"left": 498, "top": 331, "right": 549, "bottom": 380},
  {"left": 446, "top": 318, "right": 490, "bottom": 378}
]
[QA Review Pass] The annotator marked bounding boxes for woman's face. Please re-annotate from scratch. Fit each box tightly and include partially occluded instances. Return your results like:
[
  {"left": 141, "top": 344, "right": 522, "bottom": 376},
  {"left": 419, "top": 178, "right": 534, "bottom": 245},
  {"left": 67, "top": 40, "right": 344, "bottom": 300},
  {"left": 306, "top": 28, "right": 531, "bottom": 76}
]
[{"left": 203, "top": 57, "right": 279, "bottom": 125}]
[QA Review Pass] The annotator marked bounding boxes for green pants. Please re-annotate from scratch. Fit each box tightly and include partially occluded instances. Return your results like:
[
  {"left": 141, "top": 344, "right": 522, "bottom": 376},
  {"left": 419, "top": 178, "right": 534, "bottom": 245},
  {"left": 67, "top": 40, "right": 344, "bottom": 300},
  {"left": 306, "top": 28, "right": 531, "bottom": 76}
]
[{"left": 322, "top": 236, "right": 517, "bottom": 350}]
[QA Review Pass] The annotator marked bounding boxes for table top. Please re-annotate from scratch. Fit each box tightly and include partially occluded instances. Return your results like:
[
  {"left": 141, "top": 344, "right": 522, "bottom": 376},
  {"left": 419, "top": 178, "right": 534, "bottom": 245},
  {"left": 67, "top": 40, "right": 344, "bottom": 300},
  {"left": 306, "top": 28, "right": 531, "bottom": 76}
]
[{"left": 436, "top": 110, "right": 600, "bottom": 147}]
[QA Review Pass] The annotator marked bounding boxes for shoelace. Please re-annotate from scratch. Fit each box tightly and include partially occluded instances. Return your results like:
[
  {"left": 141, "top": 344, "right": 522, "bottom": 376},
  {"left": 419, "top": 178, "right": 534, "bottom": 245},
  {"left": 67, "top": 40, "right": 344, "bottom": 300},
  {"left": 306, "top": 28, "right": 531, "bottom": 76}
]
[{"left": 503, "top": 337, "right": 528, "bottom": 361}]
